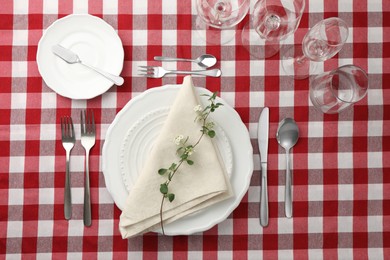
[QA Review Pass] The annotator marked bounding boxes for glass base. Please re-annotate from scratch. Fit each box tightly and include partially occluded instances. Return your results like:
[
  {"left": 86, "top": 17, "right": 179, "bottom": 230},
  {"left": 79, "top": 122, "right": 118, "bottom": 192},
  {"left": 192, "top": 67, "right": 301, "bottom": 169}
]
[
  {"left": 241, "top": 21, "right": 280, "bottom": 59},
  {"left": 195, "top": 16, "right": 236, "bottom": 45},
  {"left": 281, "top": 44, "right": 318, "bottom": 80}
]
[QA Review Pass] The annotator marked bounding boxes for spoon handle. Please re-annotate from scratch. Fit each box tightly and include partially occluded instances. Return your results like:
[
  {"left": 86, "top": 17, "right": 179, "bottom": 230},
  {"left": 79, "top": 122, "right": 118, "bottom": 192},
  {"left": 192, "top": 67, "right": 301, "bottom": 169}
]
[
  {"left": 154, "top": 56, "right": 193, "bottom": 63},
  {"left": 285, "top": 151, "right": 292, "bottom": 218},
  {"left": 166, "top": 69, "right": 221, "bottom": 77}
]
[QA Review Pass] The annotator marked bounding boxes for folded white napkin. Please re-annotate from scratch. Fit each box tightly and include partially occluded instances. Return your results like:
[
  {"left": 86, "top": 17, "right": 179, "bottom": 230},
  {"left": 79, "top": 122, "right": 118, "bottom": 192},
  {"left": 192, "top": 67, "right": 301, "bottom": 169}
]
[{"left": 119, "top": 76, "right": 233, "bottom": 238}]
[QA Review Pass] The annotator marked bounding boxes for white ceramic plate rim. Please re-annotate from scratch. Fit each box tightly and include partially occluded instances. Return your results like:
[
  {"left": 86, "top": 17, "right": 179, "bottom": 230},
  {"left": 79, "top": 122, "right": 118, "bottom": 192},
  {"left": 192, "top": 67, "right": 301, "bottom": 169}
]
[
  {"left": 102, "top": 85, "right": 254, "bottom": 235},
  {"left": 36, "top": 14, "right": 124, "bottom": 99}
]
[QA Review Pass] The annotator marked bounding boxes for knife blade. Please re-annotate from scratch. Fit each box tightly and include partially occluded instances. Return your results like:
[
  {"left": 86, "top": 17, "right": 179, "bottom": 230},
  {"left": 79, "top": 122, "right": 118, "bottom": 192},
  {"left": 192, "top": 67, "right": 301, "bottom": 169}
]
[
  {"left": 52, "top": 44, "right": 80, "bottom": 63},
  {"left": 258, "top": 107, "right": 269, "bottom": 227}
]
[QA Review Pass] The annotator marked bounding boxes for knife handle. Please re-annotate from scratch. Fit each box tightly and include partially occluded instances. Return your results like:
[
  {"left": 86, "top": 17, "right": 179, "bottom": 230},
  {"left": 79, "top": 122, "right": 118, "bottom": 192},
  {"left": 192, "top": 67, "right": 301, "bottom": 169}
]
[
  {"left": 260, "top": 162, "right": 269, "bottom": 227},
  {"left": 81, "top": 63, "right": 124, "bottom": 86}
]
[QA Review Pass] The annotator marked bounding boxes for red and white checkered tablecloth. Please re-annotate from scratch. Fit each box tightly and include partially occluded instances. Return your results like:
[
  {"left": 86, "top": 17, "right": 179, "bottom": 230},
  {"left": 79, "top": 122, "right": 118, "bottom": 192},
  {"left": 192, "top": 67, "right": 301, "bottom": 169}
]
[{"left": 1, "top": 0, "right": 389, "bottom": 259}]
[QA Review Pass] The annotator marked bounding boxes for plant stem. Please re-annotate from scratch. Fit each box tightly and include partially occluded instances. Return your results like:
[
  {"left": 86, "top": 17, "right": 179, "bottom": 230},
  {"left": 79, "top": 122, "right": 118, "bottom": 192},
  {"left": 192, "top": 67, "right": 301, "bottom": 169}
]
[
  {"left": 159, "top": 99, "right": 215, "bottom": 234},
  {"left": 160, "top": 195, "right": 165, "bottom": 235}
]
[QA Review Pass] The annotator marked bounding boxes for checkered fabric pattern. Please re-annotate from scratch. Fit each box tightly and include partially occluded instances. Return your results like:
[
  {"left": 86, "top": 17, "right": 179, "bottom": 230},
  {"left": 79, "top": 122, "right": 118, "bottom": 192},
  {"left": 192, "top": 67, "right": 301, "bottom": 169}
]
[{"left": 1, "top": 0, "right": 389, "bottom": 259}]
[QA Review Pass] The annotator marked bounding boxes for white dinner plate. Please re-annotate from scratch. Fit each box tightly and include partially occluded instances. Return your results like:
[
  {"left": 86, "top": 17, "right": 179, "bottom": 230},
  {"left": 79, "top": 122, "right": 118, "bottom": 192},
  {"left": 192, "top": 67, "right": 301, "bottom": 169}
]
[
  {"left": 36, "top": 14, "right": 124, "bottom": 99},
  {"left": 102, "top": 85, "right": 254, "bottom": 235}
]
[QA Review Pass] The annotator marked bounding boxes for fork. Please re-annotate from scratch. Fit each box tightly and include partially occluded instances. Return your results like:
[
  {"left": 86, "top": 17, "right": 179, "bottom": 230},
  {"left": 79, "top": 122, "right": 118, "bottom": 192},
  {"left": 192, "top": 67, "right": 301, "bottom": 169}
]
[
  {"left": 61, "top": 116, "right": 75, "bottom": 220},
  {"left": 138, "top": 66, "right": 221, "bottom": 78},
  {"left": 80, "top": 109, "right": 96, "bottom": 227}
]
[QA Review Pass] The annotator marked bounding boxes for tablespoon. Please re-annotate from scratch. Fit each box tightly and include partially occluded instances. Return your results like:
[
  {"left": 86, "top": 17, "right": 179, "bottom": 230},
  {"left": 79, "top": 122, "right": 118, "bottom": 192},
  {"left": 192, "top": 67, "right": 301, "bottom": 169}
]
[
  {"left": 52, "top": 44, "right": 124, "bottom": 86},
  {"left": 276, "top": 118, "right": 299, "bottom": 218},
  {"left": 154, "top": 54, "right": 217, "bottom": 68}
]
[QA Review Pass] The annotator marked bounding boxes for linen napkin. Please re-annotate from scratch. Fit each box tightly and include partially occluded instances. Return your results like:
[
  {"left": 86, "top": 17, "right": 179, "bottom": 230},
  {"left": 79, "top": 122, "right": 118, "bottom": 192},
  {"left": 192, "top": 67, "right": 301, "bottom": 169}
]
[{"left": 119, "top": 76, "right": 233, "bottom": 238}]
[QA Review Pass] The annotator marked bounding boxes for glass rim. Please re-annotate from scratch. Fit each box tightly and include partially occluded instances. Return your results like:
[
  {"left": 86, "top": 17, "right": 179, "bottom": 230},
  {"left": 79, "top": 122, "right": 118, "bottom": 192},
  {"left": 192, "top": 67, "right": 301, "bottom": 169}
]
[
  {"left": 315, "top": 17, "right": 349, "bottom": 47},
  {"left": 330, "top": 64, "right": 369, "bottom": 104}
]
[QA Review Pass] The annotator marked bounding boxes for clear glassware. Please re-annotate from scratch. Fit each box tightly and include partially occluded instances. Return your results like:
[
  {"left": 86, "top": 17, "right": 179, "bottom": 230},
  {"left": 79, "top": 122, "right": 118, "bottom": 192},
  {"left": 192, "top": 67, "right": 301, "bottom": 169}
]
[
  {"left": 241, "top": 0, "right": 305, "bottom": 59},
  {"left": 281, "top": 17, "right": 349, "bottom": 79},
  {"left": 309, "top": 65, "right": 369, "bottom": 114},
  {"left": 195, "top": 0, "right": 250, "bottom": 45}
]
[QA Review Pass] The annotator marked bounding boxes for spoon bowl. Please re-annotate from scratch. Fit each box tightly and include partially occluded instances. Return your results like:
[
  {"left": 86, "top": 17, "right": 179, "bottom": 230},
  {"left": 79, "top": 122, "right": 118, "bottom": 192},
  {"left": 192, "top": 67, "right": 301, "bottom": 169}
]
[
  {"left": 194, "top": 54, "right": 217, "bottom": 68},
  {"left": 276, "top": 118, "right": 299, "bottom": 218}
]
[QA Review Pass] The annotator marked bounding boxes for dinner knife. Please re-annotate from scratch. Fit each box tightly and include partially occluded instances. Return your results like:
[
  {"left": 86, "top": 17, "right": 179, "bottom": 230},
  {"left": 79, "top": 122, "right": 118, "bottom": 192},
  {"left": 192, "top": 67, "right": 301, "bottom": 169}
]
[{"left": 258, "top": 107, "right": 269, "bottom": 227}]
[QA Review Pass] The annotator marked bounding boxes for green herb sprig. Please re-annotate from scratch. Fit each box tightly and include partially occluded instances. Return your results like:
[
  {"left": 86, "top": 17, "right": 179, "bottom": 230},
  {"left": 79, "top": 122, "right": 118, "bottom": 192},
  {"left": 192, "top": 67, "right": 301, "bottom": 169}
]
[{"left": 157, "top": 92, "right": 223, "bottom": 234}]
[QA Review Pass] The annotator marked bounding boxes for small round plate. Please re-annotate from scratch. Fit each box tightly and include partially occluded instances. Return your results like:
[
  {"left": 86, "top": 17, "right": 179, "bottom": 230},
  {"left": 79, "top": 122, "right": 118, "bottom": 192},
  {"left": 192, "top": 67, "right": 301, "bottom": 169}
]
[{"left": 36, "top": 14, "right": 124, "bottom": 99}]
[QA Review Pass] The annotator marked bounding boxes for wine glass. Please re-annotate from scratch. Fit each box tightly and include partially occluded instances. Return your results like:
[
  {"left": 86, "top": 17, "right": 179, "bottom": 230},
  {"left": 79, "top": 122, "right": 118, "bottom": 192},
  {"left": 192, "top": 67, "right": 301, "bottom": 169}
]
[
  {"left": 195, "top": 0, "right": 250, "bottom": 45},
  {"left": 281, "top": 17, "right": 349, "bottom": 79},
  {"left": 241, "top": 0, "right": 305, "bottom": 59}
]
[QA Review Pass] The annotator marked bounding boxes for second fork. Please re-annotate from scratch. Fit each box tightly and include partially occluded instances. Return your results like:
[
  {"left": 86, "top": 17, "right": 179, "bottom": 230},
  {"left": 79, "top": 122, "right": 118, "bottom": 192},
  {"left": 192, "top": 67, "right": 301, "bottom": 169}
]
[
  {"left": 138, "top": 66, "right": 221, "bottom": 78},
  {"left": 80, "top": 109, "right": 96, "bottom": 227}
]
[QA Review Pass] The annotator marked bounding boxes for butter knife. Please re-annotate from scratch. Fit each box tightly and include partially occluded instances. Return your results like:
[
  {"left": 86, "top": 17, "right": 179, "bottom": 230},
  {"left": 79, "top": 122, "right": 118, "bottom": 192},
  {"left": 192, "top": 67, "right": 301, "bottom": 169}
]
[
  {"left": 258, "top": 107, "right": 269, "bottom": 227},
  {"left": 51, "top": 44, "right": 124, "bottom": 86}
]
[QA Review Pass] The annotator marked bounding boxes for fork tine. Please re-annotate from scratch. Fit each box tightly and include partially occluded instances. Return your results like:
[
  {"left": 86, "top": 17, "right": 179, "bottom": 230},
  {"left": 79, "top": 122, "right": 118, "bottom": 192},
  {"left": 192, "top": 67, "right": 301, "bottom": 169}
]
[
  {"left": 138, "top": 65, "right": 155, "bottom": 69},
  {"left": 90, "top": 110, "right": 95, "bottom": 133},
  {"left": 61, "top": 117, "right": 65, "bottom": 137},
  {"left": 69, "top": 117, "right": 75, "bottom": 138},
  {"left": 61, "top": 116, "right": 75, "bottom": 139},
  {"left": 81, "top": 109, "right": 95, "bottom": 134},
  {"left": 138, "top": 71, "right": 156, "bottom": 76},
  {"left": 66, "top": 117, "right": 70, "bottom": 136},
  {"left": 138, "top": 68, "right": 154, "bottom": 73},
  {"left": 80, "top": 110, "right": 85, "bottom": 134},
  {"left": 86, "top": 110, "right": 91, "bottom": 133}
]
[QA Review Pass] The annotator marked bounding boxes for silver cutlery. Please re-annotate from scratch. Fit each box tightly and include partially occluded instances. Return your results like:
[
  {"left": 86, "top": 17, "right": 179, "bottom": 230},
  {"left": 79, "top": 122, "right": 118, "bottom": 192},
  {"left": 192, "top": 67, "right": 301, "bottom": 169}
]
[
  {"left": 154, "top": 54, "right": 217, "bottom": 68},
  {"left": 276, "top": 118, "right": 299, "bottom": 218},
  {"left": 61, "top": 116, "right": 75, "bottom": 220},
  {"left": 80, "top": 109, "right": 96, "bottom": 227},
  {"left": 138, "top": 66, "right": 222, "bottom": 78},
  {"left": 258, "top": 107, "right": 269, "bottom": 227},
  {"left": 52, "top": 44, "right": 124, "bottom": 86}
]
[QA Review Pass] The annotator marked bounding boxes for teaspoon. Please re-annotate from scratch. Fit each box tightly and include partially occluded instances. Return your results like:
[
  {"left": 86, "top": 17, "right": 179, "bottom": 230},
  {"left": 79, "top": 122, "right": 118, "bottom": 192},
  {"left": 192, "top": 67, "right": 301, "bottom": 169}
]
[
  {"left": 276, "top": 118, "right": 299, "bottom": 218},
  {"left": 154, "top": 54, "right": 217, "bottom": 68}
]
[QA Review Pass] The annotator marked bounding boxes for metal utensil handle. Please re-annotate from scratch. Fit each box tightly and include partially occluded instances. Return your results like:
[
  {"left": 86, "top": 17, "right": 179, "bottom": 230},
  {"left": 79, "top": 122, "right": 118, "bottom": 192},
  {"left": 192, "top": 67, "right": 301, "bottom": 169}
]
[
  {"left": 83, "top": 150, "right": 92, "bottom": 227},
  {"left": 285, "top": 150, "right": 292, "bottom": 218},
  {"left": 64, "top": 152, "right": 72, "bottom": 220},
  {"left": 167, "top": 69, "right": 221, "bottom": 77},
  {"left": 154, "top": 56, "right": 193, "bottom": 63},
  {"left": 260, "top": 162, "right": 269, "bottom": 227},
  {"left": 81, "top": 63, "right": 124, "bottom": 86}
]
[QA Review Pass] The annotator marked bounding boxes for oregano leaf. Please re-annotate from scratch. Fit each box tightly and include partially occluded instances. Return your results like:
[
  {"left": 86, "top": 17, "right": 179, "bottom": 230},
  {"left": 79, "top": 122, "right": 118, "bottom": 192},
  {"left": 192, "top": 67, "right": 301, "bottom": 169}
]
[
  {"left": 169, "top": 163, "right": 177, "bottom": 171},
  {"left": 168, "top": 193, "right": 175, "bottom": 202},
  {"left": 208, "top": 130, "right": 216, "bottom": 138},
  {"left": 160, "top": 183, "right": 168, "bottom": 194},
  {"left": 158, "top": 169, "right": 167, "bottom": 175}
]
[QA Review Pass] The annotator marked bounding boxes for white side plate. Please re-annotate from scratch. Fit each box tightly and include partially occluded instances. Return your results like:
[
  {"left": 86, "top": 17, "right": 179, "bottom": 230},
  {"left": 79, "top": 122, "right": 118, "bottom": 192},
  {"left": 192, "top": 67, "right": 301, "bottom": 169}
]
[{"left": 36, "top": 14, "right": 124, "bottom": 99}]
